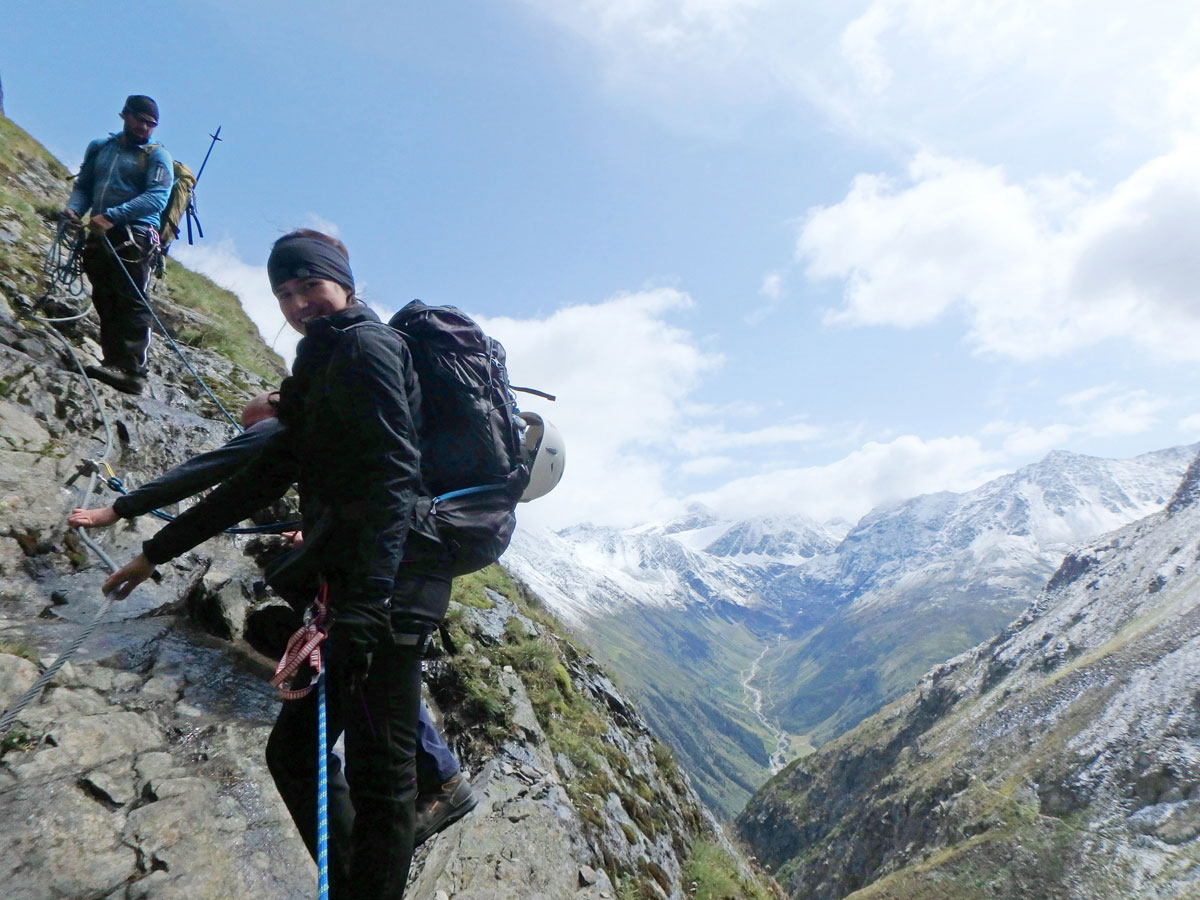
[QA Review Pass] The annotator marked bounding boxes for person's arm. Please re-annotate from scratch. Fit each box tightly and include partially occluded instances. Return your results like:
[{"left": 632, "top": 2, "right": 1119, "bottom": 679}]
[
  {"left": 139, "top": 425, "right": 299, "bottom": 566},
  {"left": 103, "top": 145, "right": 172, "bottom": 226},
  {"left": 112, "top": 420, "right": 281, "bottom": 519},
  {"left": 324, "top": 325, "right": 421, "bottom": 606},
  {"left": 65, "top": 140, "right": 102, "bottom": 218}
]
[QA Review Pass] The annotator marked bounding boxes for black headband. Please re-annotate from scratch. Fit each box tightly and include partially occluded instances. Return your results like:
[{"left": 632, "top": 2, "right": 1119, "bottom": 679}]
[{"left": 267, "top": 237, "right": 355, "bottom": 294}]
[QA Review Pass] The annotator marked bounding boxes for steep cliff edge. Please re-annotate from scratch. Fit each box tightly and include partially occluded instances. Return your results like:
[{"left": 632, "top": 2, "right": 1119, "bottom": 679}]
[
  {"left": 0, "top": 110, "right": 777, "bottom": 899},
  {"left": 737, "top": 449, "right": 1200, "bottom": 899}
]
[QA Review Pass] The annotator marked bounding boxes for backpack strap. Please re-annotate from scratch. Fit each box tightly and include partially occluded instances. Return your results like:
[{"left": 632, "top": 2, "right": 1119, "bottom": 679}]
[{"left": 136, "top": 141, "right": 165, "bottom": 180}]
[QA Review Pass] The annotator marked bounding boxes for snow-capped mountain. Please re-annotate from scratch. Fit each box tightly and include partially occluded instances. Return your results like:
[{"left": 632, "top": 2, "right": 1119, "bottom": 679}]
[
  {"left": 505, "top": 511, "right": 844, "bottom": 625},
  {"left": 818, "top": 445, "right": 1197, "bottom": 608},
  {"left": 698, "top": 514, "right": 850, "bottom": 566},
  {"left": 508, "top": 446, "right": 1196, "bottom": 627},
  {"left": 500, "top": 444, "right": 1199, "bottom": 815}
]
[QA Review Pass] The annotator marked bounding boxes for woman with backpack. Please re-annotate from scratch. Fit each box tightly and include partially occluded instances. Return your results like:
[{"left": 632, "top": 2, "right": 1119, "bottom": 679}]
[{"left": 104, "top": 228, "right": 452, "bottom": 898}]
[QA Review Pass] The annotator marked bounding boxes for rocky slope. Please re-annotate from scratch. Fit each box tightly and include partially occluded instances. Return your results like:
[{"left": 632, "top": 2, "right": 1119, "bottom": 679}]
[
  {"left": 0, "top": 111, "right": 777, "bottom": 900},
  {"left": 736, "top": 450, "right": 1200, "bottom": 900}
]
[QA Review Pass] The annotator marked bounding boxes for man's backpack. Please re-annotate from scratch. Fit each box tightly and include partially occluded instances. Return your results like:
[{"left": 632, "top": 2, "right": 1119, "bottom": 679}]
[
  {"left": 389, "top": 300, "right": 532, "bottom": 576},
  {"left": 135, "top": 143, "right": 199, "bottom": 262},
  {"left": 157, "top": 160, "right": 196, "bottom": 254}
]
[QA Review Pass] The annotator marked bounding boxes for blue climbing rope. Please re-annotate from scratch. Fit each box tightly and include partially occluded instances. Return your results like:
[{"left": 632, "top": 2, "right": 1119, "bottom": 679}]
[{"left": 316, "top": 648, "right": 330, "bottom": 900}]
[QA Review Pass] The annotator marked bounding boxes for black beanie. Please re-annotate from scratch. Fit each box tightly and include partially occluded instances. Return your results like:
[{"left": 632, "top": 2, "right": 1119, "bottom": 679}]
[
  {"left": 267, "top": 236, "right": 355, "bottom": 295},
  {"left": 122, "top": 95, "right": 159, "bottom": 123}
]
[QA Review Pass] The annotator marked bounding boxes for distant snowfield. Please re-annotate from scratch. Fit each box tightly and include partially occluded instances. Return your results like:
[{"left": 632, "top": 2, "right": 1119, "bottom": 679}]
[{"left": 505, "top": 444, "right": 1199, "bottom": 626}]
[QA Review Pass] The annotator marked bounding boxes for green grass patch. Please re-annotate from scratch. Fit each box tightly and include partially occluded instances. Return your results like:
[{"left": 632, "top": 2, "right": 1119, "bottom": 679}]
[
  {"left": 451, "top": 566, "right": 509, "bottom": 609},
  {"left": 159, "top": 257, "right": 285, "bottom": 381},
  {"left": 684, "top": 840, "right": 777, "bottom": 900},
  {"left": 0, "top": 728, "right": 40, "bottom": 758}
]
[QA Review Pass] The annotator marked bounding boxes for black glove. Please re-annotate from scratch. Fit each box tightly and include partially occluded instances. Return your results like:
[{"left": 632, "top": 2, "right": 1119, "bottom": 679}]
[{"left": 327, "top": 598, "right": 391, "bottom": 689}]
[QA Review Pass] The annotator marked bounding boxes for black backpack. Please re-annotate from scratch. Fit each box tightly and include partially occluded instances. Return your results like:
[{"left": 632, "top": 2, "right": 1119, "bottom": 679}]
[{"left": 389, "top": 300, "right": 532, "bottom": 576}]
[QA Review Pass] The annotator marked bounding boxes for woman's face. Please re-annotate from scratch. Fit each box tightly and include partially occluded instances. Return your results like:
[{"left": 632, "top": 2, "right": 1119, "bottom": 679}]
[{"left": 274, "top": 277, "right": 352, "bottom": 334}]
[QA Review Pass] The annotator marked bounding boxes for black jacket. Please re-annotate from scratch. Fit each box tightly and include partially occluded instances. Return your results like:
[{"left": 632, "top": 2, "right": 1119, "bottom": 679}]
[
  {"left": 143, "top": 304, "right": 424, "bottom": 612},
  {"left": 113, "top": 418, "right": 283, "bottom": 519}
]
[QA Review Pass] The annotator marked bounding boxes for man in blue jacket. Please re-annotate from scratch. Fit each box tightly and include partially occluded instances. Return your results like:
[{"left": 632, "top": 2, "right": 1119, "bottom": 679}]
[{"left": 63, "top": 94, "right": 173, "bottom": 395}]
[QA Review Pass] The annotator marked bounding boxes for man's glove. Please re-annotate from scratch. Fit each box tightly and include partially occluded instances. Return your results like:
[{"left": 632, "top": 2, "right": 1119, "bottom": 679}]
[{"left": 327, "top": 599, "right": 391, "bottom": 690}]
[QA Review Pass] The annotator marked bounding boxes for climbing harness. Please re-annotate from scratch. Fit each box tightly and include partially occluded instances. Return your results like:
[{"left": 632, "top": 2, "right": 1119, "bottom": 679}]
[{"left": 271, "top": 584, "right": 330, "bottom": 700}]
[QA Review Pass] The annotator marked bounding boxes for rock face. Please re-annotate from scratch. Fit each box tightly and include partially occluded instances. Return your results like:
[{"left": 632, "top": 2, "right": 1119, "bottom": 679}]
[
  {"left": 0, "top": 111, "right": 777, "bottom": 899},
  {"left": 0, "top": 634, "right": 313, "bottom": 900},
  {"left": 736, "top": 449, "right": 1200, "bottom": 900}
]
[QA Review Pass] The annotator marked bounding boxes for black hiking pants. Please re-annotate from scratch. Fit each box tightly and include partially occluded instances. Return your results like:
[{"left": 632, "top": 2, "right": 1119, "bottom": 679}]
[
  {"left": 266, "top": 560, "right": 452, "bottom": 900},
  {"left": 82, "top": 227, "right": 156, "bottom": 375}
]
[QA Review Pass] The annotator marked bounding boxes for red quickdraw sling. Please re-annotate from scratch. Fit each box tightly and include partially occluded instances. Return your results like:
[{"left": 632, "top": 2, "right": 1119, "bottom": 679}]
[{"left": 271, "top": 582, "right": 330, "bottom": 700}]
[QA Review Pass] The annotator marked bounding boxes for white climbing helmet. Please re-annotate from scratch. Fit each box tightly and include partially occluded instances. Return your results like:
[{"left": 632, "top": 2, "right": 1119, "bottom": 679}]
[{"left": 517, "top": 411, "right": 565, "bottom": 502}]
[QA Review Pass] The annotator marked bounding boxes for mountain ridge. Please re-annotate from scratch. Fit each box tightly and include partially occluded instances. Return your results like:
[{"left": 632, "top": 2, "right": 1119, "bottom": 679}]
[
  {"left": 735, "top": 443, "right": 1200, "bottom": 899},
  {"left": 504, "top": 442, "right": 1197, "bottom": 815}
]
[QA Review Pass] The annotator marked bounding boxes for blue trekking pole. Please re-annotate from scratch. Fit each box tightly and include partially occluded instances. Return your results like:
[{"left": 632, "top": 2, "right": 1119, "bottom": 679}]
[
  {"left": 316, "top": 648, "right": 330, "bottom": 900},
  {"left": 184, "top": 125, "right": 222, "bottom": 245}
]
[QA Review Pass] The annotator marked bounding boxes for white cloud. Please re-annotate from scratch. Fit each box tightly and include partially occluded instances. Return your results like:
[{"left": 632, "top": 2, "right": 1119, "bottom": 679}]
[
  {"left": 674, "top": 420, "right": 822, "bottom": 455},
  {"left": 519, "top": 1, "right": 1200, "bottom": 151},
  {"left": 799, "top": 141, "right": 1200, "bottom": 360},
  {"left": 839, "top": 2, "right": 892, "bottom": 94},
  {"left": 688, "top": 433, "right": 1002, "bottom": 522},
  {"left": 1179, "top": 413, "right": 1200, "bottom": 439},
  {"left": 999, "top": 423, "right": 1074, "bottom": 458},
  {"left": 302, "top": 213, "right": 341, "bottom": 238},
  {"left": 744, "top": 269, "right": 785, "bottom": 325},
  {"left": 760, "top": 271, "right": 782, "bottom": 301},
  {"left": 983, "top": 388, "right": 1169, "bottom": 458},
  {"left": 679, "top": 455, "right": 735, "bottom": 476},
  {"left": 476, "top": 288, "right": 723, "bottom": 528},
  {"left": 1081, "top": 390, "right": 1166, "bottom": 438},
  {"left": 982, "top": 419, "right": 1075, "bottom": 457},
  {"left": 1060, "top": 384, "right": 1116, "bottom": 407}
]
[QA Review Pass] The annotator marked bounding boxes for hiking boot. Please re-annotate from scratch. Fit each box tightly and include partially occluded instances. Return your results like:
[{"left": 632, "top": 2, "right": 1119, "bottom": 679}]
[
  {"left": 414, "top": 774, "right": 479, "bottom": 846},
  {"left": 85, "top": 363, "right": 146, "bottom": 395}
]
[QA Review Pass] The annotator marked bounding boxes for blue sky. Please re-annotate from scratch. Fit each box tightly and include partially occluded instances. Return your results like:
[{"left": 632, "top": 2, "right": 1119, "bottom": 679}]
[{"left": 4, "top": 1, "right": 1199, "bottom": 530}]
